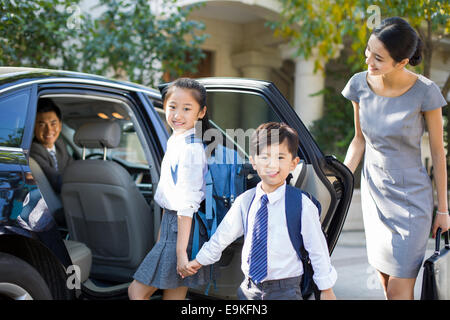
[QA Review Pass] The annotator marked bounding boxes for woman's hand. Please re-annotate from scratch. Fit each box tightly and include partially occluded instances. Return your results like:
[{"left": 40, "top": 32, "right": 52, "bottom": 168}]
[{"left": 432, "top": 213, "right": 450, "bottom": 238}]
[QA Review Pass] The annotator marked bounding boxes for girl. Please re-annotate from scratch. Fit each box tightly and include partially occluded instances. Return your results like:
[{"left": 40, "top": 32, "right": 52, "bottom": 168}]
[
  {"left": 342, "top": 17, "right": 449, "bottom": 300},
  {"left": 128, "top": 78, "right": 212, "bottom": 300}
]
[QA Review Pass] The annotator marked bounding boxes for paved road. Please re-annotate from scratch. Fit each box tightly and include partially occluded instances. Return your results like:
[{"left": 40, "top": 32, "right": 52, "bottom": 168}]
[{"left": 331, "top": 230, "right": 437, "bottom": 300}]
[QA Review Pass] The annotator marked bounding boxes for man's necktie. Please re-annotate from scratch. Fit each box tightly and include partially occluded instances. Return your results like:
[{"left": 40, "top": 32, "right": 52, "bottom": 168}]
[
  {"left": 49, "top": 150, "right": 58, "bottom": 171},
  {"left": 248, "top": 194, "right": 269, "bottom": 283}
]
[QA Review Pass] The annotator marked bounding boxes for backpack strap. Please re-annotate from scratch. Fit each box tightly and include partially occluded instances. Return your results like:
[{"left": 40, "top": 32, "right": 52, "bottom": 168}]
[
  {"left": 230, "top": 148, "right": 237, "bottom": 204},
  {"left": 302, "top": 190, "right": 322, "bottom": 216},
  {"left": 284, "top": 185, "right": 305, "bottom": 261}
]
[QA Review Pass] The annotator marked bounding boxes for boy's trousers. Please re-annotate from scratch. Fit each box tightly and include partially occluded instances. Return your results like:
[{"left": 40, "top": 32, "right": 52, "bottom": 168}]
[{"left": 237, "top": 276, "right": 303, "bottom": 300}]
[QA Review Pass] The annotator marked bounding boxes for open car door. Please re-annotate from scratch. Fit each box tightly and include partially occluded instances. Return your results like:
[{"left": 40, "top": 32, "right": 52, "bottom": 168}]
[{"left": 185, "top": 78, "right": 354, "bottom": 299}]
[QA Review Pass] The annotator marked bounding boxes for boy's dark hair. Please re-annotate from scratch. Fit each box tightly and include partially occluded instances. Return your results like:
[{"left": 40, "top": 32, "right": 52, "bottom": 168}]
[
  {"left": 37, "top": 98, "right": 62, "bottom": 121},
  {"left": 161, "top": 77, "right": 211, "bottom": 138},
  {"left": 250, "top": 122, "right": 299, "bottom": 158}
]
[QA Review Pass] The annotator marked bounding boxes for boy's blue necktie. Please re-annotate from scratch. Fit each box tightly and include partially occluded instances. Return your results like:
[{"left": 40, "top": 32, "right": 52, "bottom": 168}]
[{"left": 248, "top": 194, "right": 269, "bottom": 284}]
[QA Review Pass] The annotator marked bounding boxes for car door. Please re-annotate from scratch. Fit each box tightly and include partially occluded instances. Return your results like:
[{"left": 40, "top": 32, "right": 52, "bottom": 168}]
[
  {"left": 0, "top": 84, "right": 38, "bottom": 230},
  {"left": 152, "top": 78, "right": 353, "bottom": 299},
  {"left": 193, "top": 78, "right": 353, "bottom": 298},
  {"left": 198, "top": 78, "right": 354, "bottom": 250}
]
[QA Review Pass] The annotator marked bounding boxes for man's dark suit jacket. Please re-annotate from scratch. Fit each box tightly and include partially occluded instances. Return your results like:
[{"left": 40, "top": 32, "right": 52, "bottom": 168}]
[{"left": 29, "top": 138, "right": 74, "bottom": 194}]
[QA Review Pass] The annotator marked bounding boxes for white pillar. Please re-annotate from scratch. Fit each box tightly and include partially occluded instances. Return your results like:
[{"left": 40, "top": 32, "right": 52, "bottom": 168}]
[
  {"left": 232, "top": 50, "right": 282, "bottom": 81},
  {"left": 294, "top": 57, "right": 325, "bottom": 129},
  {"left": 280, "top": 45, "right": 325, "bottom": 129},
  {"left": 231, "top": 50, "right": 282, "bottom": 128}
]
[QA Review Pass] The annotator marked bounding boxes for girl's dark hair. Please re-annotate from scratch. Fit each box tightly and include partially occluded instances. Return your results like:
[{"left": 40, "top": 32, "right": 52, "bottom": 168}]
[
  {"left": 372, "top": 17, "right": 423, "bottom": 66},
  {"left": 162, "top": 77, "right": 211, "bottom": 139}
]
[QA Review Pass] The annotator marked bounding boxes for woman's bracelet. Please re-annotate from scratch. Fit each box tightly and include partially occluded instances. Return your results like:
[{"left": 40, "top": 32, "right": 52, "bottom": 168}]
[{"left": 436, "top": 210, "right": 449, "bottom": 215}]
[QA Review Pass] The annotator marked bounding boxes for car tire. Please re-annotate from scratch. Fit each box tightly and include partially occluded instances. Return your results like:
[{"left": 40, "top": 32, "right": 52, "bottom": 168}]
[{"left": 0, "top": 252, "right": 53, "bottom": 300}]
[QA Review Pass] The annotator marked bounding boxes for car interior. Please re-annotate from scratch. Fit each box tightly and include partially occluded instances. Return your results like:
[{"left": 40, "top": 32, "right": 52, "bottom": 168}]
[
  {"left": 29, "top": 93, "right": 160, "bottom": 296},
  {"left": 28, "top": 89, "right": 336, "bottom": 299}
]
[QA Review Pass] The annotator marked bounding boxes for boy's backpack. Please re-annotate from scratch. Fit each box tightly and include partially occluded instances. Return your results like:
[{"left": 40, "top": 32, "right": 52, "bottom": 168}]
[
  {"left": 171, "top": 133, "right": 246, "bottom": 260},
  {"left": 243, "top": 184, "right": 322, "bottom": 300}
]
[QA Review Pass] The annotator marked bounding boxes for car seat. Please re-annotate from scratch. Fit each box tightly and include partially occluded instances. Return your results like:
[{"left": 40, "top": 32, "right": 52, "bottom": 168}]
[{"left": 61, "top": 121, "right": 153, "bottom": 282}]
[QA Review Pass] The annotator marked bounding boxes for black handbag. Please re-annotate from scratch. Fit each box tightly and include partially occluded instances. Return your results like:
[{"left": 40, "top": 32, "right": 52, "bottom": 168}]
[{"left": 421, "top": 228, "right": 450, "bottom": 300}]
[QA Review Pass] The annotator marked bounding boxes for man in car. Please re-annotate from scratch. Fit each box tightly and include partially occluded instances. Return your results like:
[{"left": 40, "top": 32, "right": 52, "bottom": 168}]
[{"left": 30, "top": 98, "right": 73, "bottom": 194}]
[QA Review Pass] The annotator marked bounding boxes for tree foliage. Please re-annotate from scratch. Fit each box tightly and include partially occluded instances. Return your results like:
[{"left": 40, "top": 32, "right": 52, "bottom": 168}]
[
  {"left": 0, "top": 0, "right": 207, "bottom": 86},
  {"left": 269, "top": 0, "right": 450, "bottom": 77},
  {"left": 271, "top": 0, "right": 449, "bottom": 185},
  {"left": 0, "top": 0, "right": 80, "bottom": 69},
  {"left": 79, "top": 0, "right": 207, "bottom": 86}
]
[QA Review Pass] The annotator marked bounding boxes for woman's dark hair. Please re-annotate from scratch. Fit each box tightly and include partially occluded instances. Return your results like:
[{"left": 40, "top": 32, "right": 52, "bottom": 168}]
[
  {"left": 372, "top": 17, "right": 423, "bottom": 66},
  {"left": 162, "top": 77, "right": 211, "bottom": 139}
]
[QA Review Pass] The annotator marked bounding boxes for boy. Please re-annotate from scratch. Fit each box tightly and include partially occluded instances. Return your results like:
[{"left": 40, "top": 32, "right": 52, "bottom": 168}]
[{"left": 184, "top": 122, "right": 337, "bottom": 300}]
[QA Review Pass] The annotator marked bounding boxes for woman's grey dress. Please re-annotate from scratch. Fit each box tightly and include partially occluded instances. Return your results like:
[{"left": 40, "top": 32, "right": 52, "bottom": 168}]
[{"left": 342, "top": 71, "right": 447, "bottom": 278}]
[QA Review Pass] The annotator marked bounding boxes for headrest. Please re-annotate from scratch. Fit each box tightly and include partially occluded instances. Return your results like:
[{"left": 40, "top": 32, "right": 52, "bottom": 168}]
[{"left": 74, "top": 122, "right": 121, "bottom": 149}]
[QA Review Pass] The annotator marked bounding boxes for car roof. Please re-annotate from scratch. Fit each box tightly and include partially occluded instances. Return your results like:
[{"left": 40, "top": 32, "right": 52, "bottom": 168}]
[
  {"left": 0, "top": 67, "right": 160, "bottom": 95},
  {"left": 0, "top": 67, "right": 275, "bottom": 99}
]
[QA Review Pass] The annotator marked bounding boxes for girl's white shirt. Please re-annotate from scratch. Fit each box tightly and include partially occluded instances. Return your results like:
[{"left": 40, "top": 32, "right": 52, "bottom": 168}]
[{"left": 154, "top": 128, "right": 207, "bottom": 218}]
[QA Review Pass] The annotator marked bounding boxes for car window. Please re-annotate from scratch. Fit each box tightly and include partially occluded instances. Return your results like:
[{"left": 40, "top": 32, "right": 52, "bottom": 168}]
[
  {"left": 206, "top": 91, "right": 282, "bottom": 157},
  {"left": 0, "top": 90, "right": 30, "bottom": 147},
  {"left": 150, "top": 91, "right": 282, "bottom": 158}
]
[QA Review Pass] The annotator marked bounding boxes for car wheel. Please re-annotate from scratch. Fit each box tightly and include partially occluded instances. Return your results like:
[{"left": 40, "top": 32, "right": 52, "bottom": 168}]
[{"left": 0, "top": 252, "right": 52, "bottom": 300}]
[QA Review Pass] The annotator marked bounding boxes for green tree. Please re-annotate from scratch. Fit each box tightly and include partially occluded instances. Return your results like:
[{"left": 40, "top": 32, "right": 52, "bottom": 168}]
[
  {"left": 0, "top": 0, "right": 207, "bottom": 86},
  {"left": 269, "top": 0, "right": 449, "bottom": 165},
  {"left": 80, "top": 0, "right": 207, "bottom": 86},
  {"left": 0, "top": 0, "right": 81, "bottom": 70},
  {"left": 270, "top": 0, "right": 449, "bottom": 77}
]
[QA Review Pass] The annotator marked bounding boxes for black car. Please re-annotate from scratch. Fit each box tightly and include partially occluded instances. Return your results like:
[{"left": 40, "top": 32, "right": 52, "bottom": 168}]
[{"left": 0, "top": 67, "right": 353, "bottom": 300}]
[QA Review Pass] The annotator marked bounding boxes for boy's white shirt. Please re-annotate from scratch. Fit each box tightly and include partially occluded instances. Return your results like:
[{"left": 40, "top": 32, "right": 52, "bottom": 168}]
[
  {"left": 154, "top": 127, "right": 207, "bottom": 218},
  {"left": 195, "top": 181, "right": 337, "bottom": 290}
]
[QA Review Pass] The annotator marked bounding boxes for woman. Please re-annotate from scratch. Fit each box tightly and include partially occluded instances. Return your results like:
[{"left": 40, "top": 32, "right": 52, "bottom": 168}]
[{"left": 342, "top": 17, "right": 449, "bottom": 300}]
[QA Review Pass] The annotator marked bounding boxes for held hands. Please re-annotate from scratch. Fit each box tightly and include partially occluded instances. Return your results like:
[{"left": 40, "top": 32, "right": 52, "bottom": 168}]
[
  {"left": 176, "top": 252, "right": 203, "bottom": 278},
  {"left": 320, "top": 288, "right": 337, "bottom": 300}
]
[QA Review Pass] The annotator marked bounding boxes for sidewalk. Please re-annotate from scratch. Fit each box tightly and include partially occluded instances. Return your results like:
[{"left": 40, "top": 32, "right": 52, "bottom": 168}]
[
  {"left": 332, "top": 189, "right": 438, "bottom": 300},
  {"left": 331, "top": 230, "right": 436, "bottom": 300}
]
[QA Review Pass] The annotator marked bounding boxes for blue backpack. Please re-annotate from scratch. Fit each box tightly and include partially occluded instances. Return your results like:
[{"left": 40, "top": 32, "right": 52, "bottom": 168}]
[
  {"left": 171, "top": 133, "right": 246, "bottom": 260},
  {"left": 244, "top": 184, "right": 322, "bottom": 300}
]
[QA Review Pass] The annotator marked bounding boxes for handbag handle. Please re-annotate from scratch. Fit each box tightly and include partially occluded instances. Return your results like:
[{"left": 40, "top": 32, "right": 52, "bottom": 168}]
[{"left": 434, "top": 227, "right": 450, "bottom": 255}]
